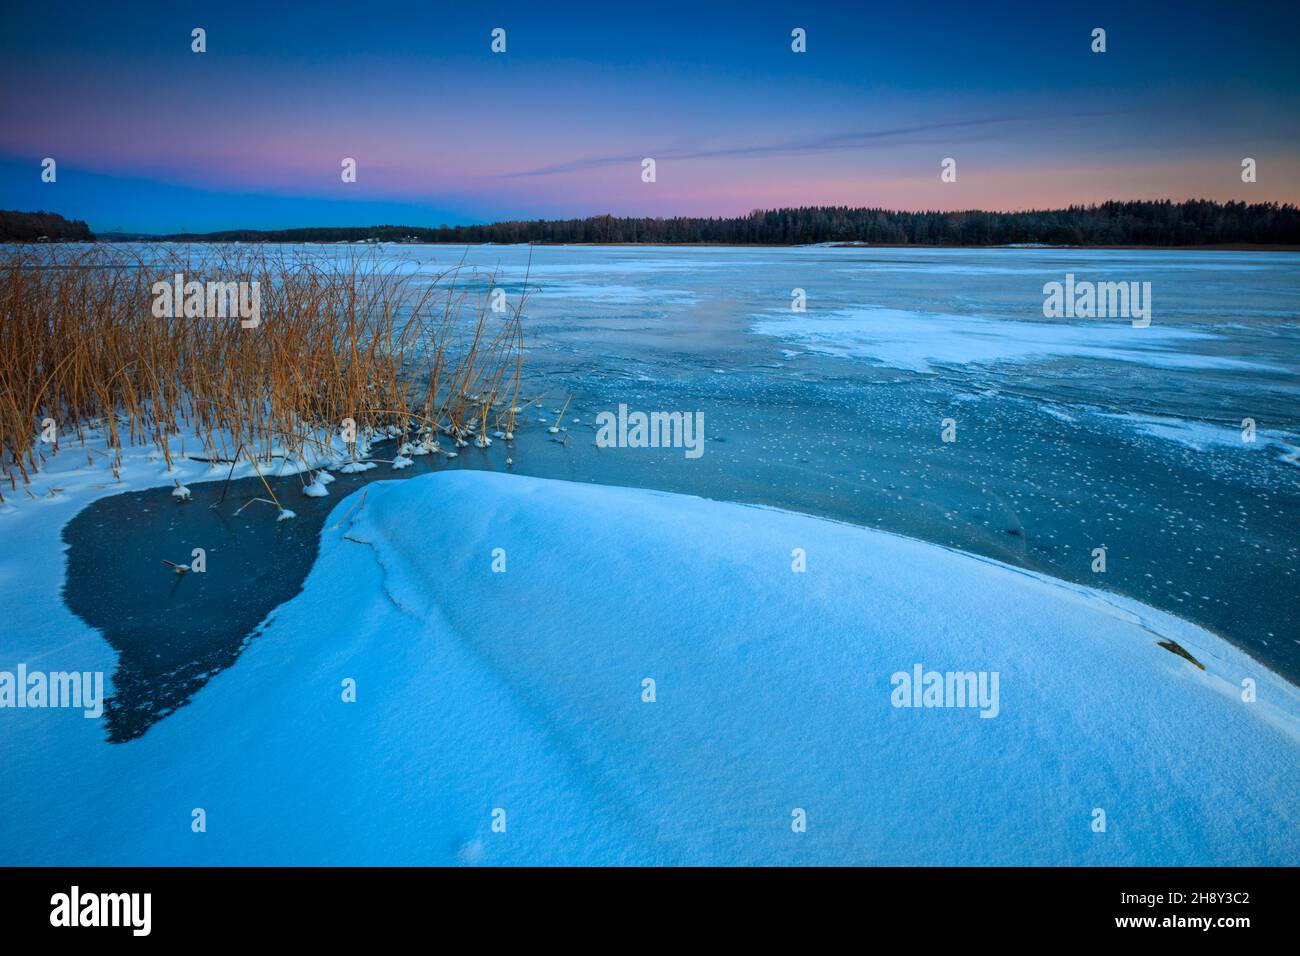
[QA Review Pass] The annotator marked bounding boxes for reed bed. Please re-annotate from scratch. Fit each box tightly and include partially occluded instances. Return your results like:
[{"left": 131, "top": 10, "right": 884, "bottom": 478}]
[{"left": 0, "top": 244, "right": 526, "bottom": 502}]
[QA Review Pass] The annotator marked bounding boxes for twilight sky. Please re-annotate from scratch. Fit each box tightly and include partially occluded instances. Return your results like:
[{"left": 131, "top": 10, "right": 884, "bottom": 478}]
[{"left": 1, "top": 0, "right": 1297, "bottom": 232}]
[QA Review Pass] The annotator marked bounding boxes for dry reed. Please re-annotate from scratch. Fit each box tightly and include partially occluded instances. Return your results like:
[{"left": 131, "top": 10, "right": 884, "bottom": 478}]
[{"left": 0, "top": 244, "right": 527, "bottom": 501}]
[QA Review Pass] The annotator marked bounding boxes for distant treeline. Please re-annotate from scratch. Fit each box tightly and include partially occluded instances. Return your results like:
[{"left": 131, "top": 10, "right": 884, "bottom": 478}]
[
  {"left": 158, "top": 201, "right": 1300, "bottom": 246},
  {"left": 0, "top": 210, "right": 95, "bottom": 242}
]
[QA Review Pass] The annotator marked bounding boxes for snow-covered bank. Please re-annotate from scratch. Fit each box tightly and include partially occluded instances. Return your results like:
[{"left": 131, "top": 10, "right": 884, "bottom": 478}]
[{"left": 2, "top": 471, "right": 1297, "bottom": 865}]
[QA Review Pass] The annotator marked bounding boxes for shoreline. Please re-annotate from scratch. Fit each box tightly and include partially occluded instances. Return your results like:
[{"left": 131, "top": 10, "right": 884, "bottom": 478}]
[
  {"left": 12, "top": 414, "right": 1298, "bottom": 746},
  {"left": 19, "top": 240, "right": 1300, "bottom": 251}
]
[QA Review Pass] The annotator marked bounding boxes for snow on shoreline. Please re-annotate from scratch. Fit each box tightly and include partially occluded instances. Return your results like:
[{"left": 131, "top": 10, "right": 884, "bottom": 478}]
[{"left": 2, "top": 467, "right": 1297, "bottom": 865}]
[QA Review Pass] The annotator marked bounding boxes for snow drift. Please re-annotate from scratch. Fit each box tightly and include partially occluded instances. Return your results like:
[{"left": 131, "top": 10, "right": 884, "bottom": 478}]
[{"left": 2, "top": 471, "right": 1297, "bottom": 865}]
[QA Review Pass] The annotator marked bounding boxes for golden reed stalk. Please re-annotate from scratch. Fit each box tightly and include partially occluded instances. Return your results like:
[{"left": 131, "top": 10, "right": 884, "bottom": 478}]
[{"left": 0, "top": 244, "right": 526, "bottom": 499}]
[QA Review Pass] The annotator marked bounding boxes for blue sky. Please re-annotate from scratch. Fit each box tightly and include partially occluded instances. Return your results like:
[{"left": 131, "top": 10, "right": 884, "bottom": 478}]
[{"left": 1, "top": 0, "right": 1296, "bottom": 232}]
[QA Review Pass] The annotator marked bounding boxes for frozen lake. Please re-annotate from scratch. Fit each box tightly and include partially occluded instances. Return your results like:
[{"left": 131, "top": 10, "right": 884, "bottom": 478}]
[
  {"left": 430, "top": 243, "right": 1300, "bottom": 668},
  {"left": 58, "top": 243, "right": 1300, "bottom": 739},
  {"left": 5, "top": 241, "right": 1297, "bottom": 867}
]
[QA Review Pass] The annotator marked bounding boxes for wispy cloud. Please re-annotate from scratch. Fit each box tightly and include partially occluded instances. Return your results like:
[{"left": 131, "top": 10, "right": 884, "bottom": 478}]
[{"left": 503, "top": 112, "right": 1130, "bottom": 178}]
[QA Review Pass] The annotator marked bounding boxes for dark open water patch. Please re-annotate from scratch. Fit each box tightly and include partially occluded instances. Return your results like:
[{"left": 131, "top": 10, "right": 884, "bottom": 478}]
[{"left": 61, "top": 440, "right": 509, "bottom": 742}]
